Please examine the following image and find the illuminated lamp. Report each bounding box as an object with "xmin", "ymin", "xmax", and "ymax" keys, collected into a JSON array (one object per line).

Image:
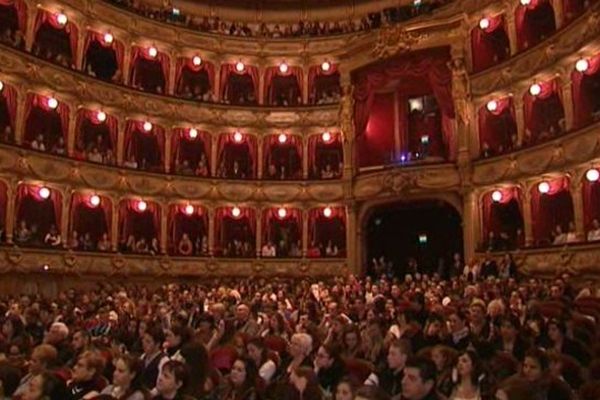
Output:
[
  {"xmin": 90, "ymin": 194, "xmax": 101, "ymax": 207},
  {"xmin": 279, "ymin": 62, "xmax": 289, "ymax": 74},
  {"xmin": 137, "ymin": 200, "xmax": 147, "ymax": 212},
  {"xmin": 43, "ymin": 264, "xmax": 49, "ymax": 271},
  {"xmin": 172, "ymin": 7, "xmax": 180, "ymax": 16},
  {"xmin": 47, "ymin": 97, "xmax": 58, "ymax": 109},
  {"xmin": 491, "ymin": 190, "xmax": 503, "ymax": 202},
  {"xmin": 148, "ymin": 46, "xmax": 158, "ymax": 58},
  {"xmin": 420, "ymin": 135, "xmax": 430, "ymax": 145},
  {"xmin": 0, "ymin": 81, "xmax": 4, "ymax": 92},
  {"xmin": 235, "ymin": 61, "xmax": 245, "ymax": 72},
  {"xmin": 321, "ymin": 61, "xmax": 331, "ymax": 72},
  {"xmin": 277, "ymin": 207, "xmax": 287, "ymax": 218},
  {"xmin": 479, "ymin": 18, "xmax": 490, "ymax": 30},
  {"xmin": 413, "ymin": 0, "xmax": 422, "ymax": 6},
  {"xmin": 97, "ymin": 111, "xmax": 107, "ymax": 122},
  {"xmin": 231, "ymin": 206, "xmax": 241, "ymax": 218},
  {"xmin": 103, "ymin": 33, "xmax": 114, "ymax": 44},
  {"xmin": 56, "ymin": 13, "xmax": 68, "ymax": 26},
  {"xmin": 575, "ymin": 58, "xmax": 589, "ymax": 73},
  {"xmin": 143, "ymin": 121, "xmax": 153, "ymax": 132},
  {"xmin": 486, "ymin": 100, "xmax": 498, "ymax": 112},
  {"xmin": 233, "ymin": 131, "xmax": 243, "ymax": 143},
  {"xmin": 189, "ymin": 128, "xmax": 198, "ymax": 139},
  {"xmin": 529, "ymin": 83, "xmax": 541, "ymax": 96},
  {"xmin": 520, "ymin": 0, "xmax": 531, "ymax": 5},
  {"xmin": 185, "ymin": 204, "xmax": 195, "ymax": 215},
  {"xmin": 278, "ymin": 133, "xmax": 287, "ymax": 144},
  {"xmin": 321, "ymin": 131, "xmax": 332, "ymax": 142},
  {"xmin": 586, "ymin": 168, "xmax": 600, "ymax": 182},
  {"xmin": 409, "ymin": 98, "xmax": 423, "ymax": 112},
  {"xmin": 323, "ymin": 207, "xmax": 332, "ymax": 218},
  {"xmin": 538, "ymin": 181, "xmax": 550, "ymax": 194},
  {"xmin": 39, "ymin": 187, "xmax": 50, "ymax": 199},
  {"xmin": 192, "ymin": 55, "xmax": 202, "ymax": 66}
]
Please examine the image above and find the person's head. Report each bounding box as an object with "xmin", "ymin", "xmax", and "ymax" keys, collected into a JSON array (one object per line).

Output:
[
  {"xmin": 343, "ymin": 325, "xmax": 361, "ymax": 350},
  {"xmin": 112, "ymin": 354, "xmax": 143, "ymax": 391},
  {"xmin": 29, "ymin": 344, "xmax": 58, "ymax": 375},
  {"xmin": 455, "ymin": 351, "xmax": 484, "ymax": 385},
  {"xmin": 22, "ymin": 371, "xmax": 67, "ymax": 400},
  {"xmin": 235, "ymin": 303, "xmax": 250, "ymax": 322},
  {"xmin": 71, "ymin": 329, "xmax": 91, "ymax": 352},
  {"xmin": 156, "ymin": 360, "xmax": 189, "ymax": 398},
  {"xmin": 387, "ymin": 338, "xmax": 412, "ymax": 371},
  {"xmin": 430, "ymin": 345, "xmax": 455, "ymax": 372},
  {"xmin": 165, "ymin": 323, "xmax": 192, "ymax": 350},
  {"xmin": 425, "ymin": 314, "xmax": 444, "ymax": 336},
  {"xmin": 142, "ymin": 325, "xmax": 165, "ymax": 355},
  {"xmin": 289, "ymin": 333, "xmax": 313, "ymax": 358},
  {"xmin": 334, "ymin": 377, "xmax": 357, "ymax": 400},
  {"xmin": 522, "ymin": 348, "xmax": 548, "ymax": 382},
  {"xmin": 229, "ymin": 357, "xmax": 257, "ymax": 389},
  {"xmin": 44, "ymin": 322, "xmax": 69, "ymax": 345},
  {"xmin": 495, "ymin": 377, "xmax": 539, "ymax": 400},
  {"xmin": 0, "ymin": 362, "xmax": 21, "ymax": 398},
  {"xmin": 246, "ymin": 337, "xmax": 267, "ymax": 365},
  {"xmin": 72, "ymin": 350, "xmax": 105, "ymax": 383},
  {"xmin": 547, "ymin": 318, "xmax": 567, "ymax": 343},
  {"xmin": 469, "ymin": 301, "xmax": 486, "ymax": 324},
  {"xmin": 499, "ymin": 314, "xmax": 521, "ymax": 341},
  {"xmin": 315, "ymin": 343, "xmax": 340, "ymax": 370},
  {"xmin": 447, "ymin": 310, "xmax": 466, "ymax": 333},
  {"xmin": 401, "ymin": 356, "xmax": 437, "ymax": 400}
]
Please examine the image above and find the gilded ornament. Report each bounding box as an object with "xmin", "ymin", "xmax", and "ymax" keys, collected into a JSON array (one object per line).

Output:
[{"xmin": 373, "ymin": 26, "xmax": 427, "ymax": 59}]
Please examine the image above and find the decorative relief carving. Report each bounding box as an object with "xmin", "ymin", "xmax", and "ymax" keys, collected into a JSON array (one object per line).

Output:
[{"xmin": 373, "ymin": 27, "xmax": 428, "ymax": 59}]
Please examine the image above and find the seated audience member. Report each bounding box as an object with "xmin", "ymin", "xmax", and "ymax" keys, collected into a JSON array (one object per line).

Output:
[
  {"xmin": 14, "ymin": 220, "xmax": 31, "ymax": 244},
  {"xmin": 588, "ymin": 219, "xmax": 600, "ymax": 241},
  {"xmin": 325, "ymin": 240, "xmax": 339, "ymax": 257},
  {"xmin": 314, "ymin": 343, "xmax": 347, "ymax": 396},
  {"xmin": 14, "ymin": 344, "xmax": 58, "ymax": 397},
  {"xmin": 21, "ymin": 371, "xmax": 68, "ymax": 400},
  {"xmin": 66, "ymin": 350, "xmax": 107, "ymax": 400},
  {"xmin": 552, "ymin": 225, "xmax": 567, "ymax": 245},
  {"xmin": 44, "ymin": 225, "xmax": 62, "ymax": 248},
  {"xmin": 401, "ymin": 356, "xmax": 440, "ymax": 400},
  {"xmin": 81, "ymin": 233, "xmax": 95, "ymax": 251},
  {"xmin": 365, "ymin": 339, "xmax": 411, "ymax": 398},
  {"xmin": 100, "ymin": 354, "xmax": 148, "ymax": 400},
  {"xmin": 216, "ymin": 357, "xmax": 258, "ymax": 400},
  {"xmin": 0, "ymin": 362, "xmax": 21, "ymax": 399},
  {"xmin": 68, "ymin": 230, "xmax": 80, "ymax": 250},
  {"xmin": 30, "ymin": 134, "xmax": 46, "ymax": 151},
  {"xmin": 153, "ymin": 360, "xmax": 189, "ymax": 400},
  {"xmin": 123, "ymin": 155, "xmax": 139, "ymax": 169},
  {"xmin": 88, "ymin": 147, "xmax": 104, "ymax": 163},
  {"xmin": 261, "ymin": 241, "xmax": 277, "ymax": 257},
  {"xmin": 140, "ymin": 326, "xmax": 168, "ymax": 391},
  {"xmin": 52, "ymin": 137, "xmax": 67, "ymax": 156},
  {"xmin": 178, "ymin": 233, "xmax": 194, "ymax": 256},
  {"xmin": 135, "ymin": 237, "xmax": 149, "ymax": 253},
  {"xmin": 97, "ymin": 233, "xmax": 111, "ymax": 252},
  {"xmin": 566, "ymin": 221, "xmax": 578, "ymax": 244}
]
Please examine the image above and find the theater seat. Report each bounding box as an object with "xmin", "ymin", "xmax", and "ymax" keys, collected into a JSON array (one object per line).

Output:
[
  {"xmin": 209, "ymin": 346, "xmax": 238, "ymax": 373},
  {"xmin": 343, "ymin": 357, "xmax": 373, "ymax": 383}
]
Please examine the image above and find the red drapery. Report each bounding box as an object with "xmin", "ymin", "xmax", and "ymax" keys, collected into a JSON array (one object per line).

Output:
[
  {"xmin": 75, "ymin": 108, "xmax": 118, "ymax": 159},
  {"xmin": 308, "ymin": 64, "xmax": 339, "ymax": 103},
  {"xmin": 0, "ymin": 0, "xmax": 26, "ymax": 32},
  {"xmin": 308, "ymin": 133, "xmax": 343, "ymax": 177},
  {"xmin": 130, "ymin": 46, "xmax": 170, "ymax": 89},
  {"xmin": 262, "ymin": 207, "xmax": 302, "ymax": 245},
  {"xmin": 214, "ymin": 206, "xmax": 256, "ymax": 253},
  {"xmin": 583, "ymin": 178, "xmax": 600, "ymax": 230},
  {"xmin": 175, "ymin": 58, "xmax": 215, "ymax": 94},
  {"xmin": 263, "ymin": 134, "xmax": 303, "ymax": 178},
  {"xmin": 407, "ymin": 102, "xmax": 445, "ymax": 159},
  {"xmin": 264, "ymin": 66, "xmax": 303, "ymax": 105},
  {"xmin": 358, "ymin": 92, "xmax": 396, "ymax": 167},
  {"xmin": 34, "ymin": 9, "xmax": 78, "ymax": 61},
  {"xmin": 83, "ymin": 31, "xmax": 124, "ymax": 72},
  {"xmin": 168, "ymin": 203, "xmax": 207, "ymax": 253},
  {"xmin": 69, "ymin": 192, "xmax": 112, "ymax": 242},
  {"xmin": 1, "ymin": 82, "xmax": 17, "ymax": 128},
  {"xmin": 563, "ymin": 0, "xmax": 585, "ymax": 22},
  {"xmin": 572, "ymin": 53, "xmax": 600, "ymax": 128},
  {"xmin": 24, "ymin": 93, "xmax": 69, "ymax": 144},
  {"xmin": 353, "ymin": 47, "xmax": 455, "ymax": 160},
  {"xmin": 124, "ymin": 120, "xmax": 165, "ymax": 170},
  {"xmin": 217, "ymin": 132, "xmax": 257, "ymax": 178},
  {"xmin": 0, "ymin": 180, "xmax": 6, "ymax": 229},
  {"xmin": 16, "ymin": 183, "xmax": 62, "ymax": 232},
  {"xmin": 118, "ymin": 199, "xmax": 160, "ymax": 242},
  {"xmin": 219, "ymin": 64, "xmax": 260, "ymax": 102},
  {"xmin": 308, "ymin": 207, "xmax": 346, "ymax": 251},
  {"xmin": 470, "ymin": 14, "xmax": 508, "ymax": 72},
  {"xmin": 171, "ymin": 128, "xmax": 211, "ymax": 172},
  {"xmin": 481, "ymin": 187, "xmax": 522, "ymax": 241},
  {"xmin": 530, "ymin": 177, "xmax": 574, "ymax": 245},
  {"xmin": 523, "ymin": 79, "xmax": 564, "ymax": 142},
  {"xmin": 478, "ymin": 97, "xmax": 516, "ymax": 153},
  {"xmin": 515, "ymin": 0, "xmax": 555, "ymax": 51}
]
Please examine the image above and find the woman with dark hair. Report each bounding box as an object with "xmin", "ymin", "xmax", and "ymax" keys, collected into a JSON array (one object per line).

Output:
[
  {"xmin": 179, "ymin": 341, "xmax": 209, "ymax": 398},
  {"xmin": 1, "ymin": 314, "xmax": 31, "ymax": 355},
  {"xmin": 100, "ymin": 354, "xmax": 149, "ymax": 400},
  {"xmin": 153, "ymin": 360, "xmax": 190, "ymax": 400},
  {"xmin": 333, "ymin": 377, "xmax": 357, "ymax": 400},
  {"xmin": 246, "ymin": 337, "xmax": 277, "ymax": 385},
  {"xmin": 140, "ymin": 326, "xmax": 168, "ymax": 391},
  {"xmin": 217, "ymin": 357, "xmax": 258, "ymax": 400},
  {"xmin": 286, "ymin": 366, "xmax": 323, "ymax": 400},
  {"xmin": 520, "ymin": 348, "xmax": 573, "ymax": 400},
  {"xmin": 21, "ymin": 371, "xmax": 68, "ymax": 400},
  {"xmin": 447, "ymin": 351, "xmax": 488, "ymax": 400},
  {"xmin": 165, "ymin": 324, "xmax": 194, "ymax": 361}
]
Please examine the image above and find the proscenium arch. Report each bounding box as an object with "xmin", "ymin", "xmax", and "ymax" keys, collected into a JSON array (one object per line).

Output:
[{"xmin": 356, "ymin": 192, "xmax": 463, "ymax": 276}]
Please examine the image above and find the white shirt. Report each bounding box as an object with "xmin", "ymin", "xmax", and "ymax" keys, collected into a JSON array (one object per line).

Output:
[
  {"xmin": 588, "ymin": 229, "xmax": 600, "ymax": 242},
  {"xmin": 553, "ymin": 233, "xmax": 567, "ymax": 245},
  {"xmin": 258, "ymin": 359, "xmax": 277, "ymax": 384},
  {"xmin": 261, "ymin": 245, "xmax": 276, "ymax": 257},
  {"xmin": 566, "ymin": 232, "xmax": 578, "ymax": 243}
]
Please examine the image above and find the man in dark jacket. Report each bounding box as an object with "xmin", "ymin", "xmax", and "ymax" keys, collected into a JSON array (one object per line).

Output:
[
  {"xmin": 401, "ymin": 356, "xmax": 440, "ymax": 400},
  {"xmin": 314, "ymin": 343, "xmax": 347, "ymax": 396}
]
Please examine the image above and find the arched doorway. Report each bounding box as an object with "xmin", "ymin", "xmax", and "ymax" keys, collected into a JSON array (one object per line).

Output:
[{"xmin": 364, "ymin": 199, "xmax": 463, "ymax": 278}]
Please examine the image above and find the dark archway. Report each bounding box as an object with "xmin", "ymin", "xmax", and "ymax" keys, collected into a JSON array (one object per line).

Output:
[{"xmin": 364, "ymin": 199, "xmax": 463, "ymax": 278}]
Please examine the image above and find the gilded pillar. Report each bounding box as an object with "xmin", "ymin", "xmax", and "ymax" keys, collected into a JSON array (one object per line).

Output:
[
  {"xmin": 25, "ymin": 4, "xmax": 37, "ymax": 52},
  {"xmin": 256, "ymin": 136, "xmax": 263, "ymax": 179},
  {"xmin": 561, "ymin": 80, "xmax": 574, "ymax": 132},
  {"xmin": 160, "ymin": 202, "xmax": 167, "ymax": 254},
  {"xmin": 463, "ymin": 189, "xmax": 479, "ymax": 262},
  {"xmin": 5, "ymin": 184, "xmax": 16, "ymax": 244},
  {"xmin": 570, "ymin": 178, "xmax": 586, "ymax": 241},
  {"xmin": 111, "ymin": 197, "xmax": 119, "ymax": 251},
  {"xmin": 514, "ymin": 95, "xmax": 526, "ymax": 147},
  {"xmin": 522, "ymin": 188, "xmax": 534, "ymax": 247},
  {"xmin": 211, "ymin": 134, "xmax": 218, "ymax": 177},
  {"xmin": 393, "ymin": 91, "xmax": 401, "ymax": 159},
  {"xmin": 207, "ymin": 207, "xmax": 215, "ymax": 256},
  {"xmin": 505, "ymin": 11, "xmax": 519, "ymax": 56},
  {"xmin": 302, "ymin": 136, "xmax": 309, "ymax": 179},
  {"xmin": 122, "ymin": 45, "xmax": 132, "ymax": 85},
  {"xmin": 302, "ymin": 209, "xmax": 308, "ymax": 257},
  {"xmin": 302, "ymin": 65, "xmax": 309, "ymax": 105},
  {"xmin": 258, "ymin": 66, "xmax": 265, "ymax": 106},
  {"xmin": 168, "ymin": 55, "xmax": 177, "ymax": 95},
  {"xmin": 67, "ymin": 110, "xmax": 77, "ymax": 157},
  {"xmin": 340, "ymin": 85, "xmax": 355, "ymax": 178},
  {"xmin": 255, "ymin": 206, "xmax": 262, "ymax": 258},
  {"xmin": 14, "ymin": 90, "xmax": 27, "ymax": 145},
  {"xmin": 213, "ymin": 60, "xmax": 222, "ymax": 102},
  {"xmin": 76, "ymin": 28, "xmax": 86, "ymax": 70},
  {"xmin": 61, "ymin": 187, "xmax": 71, "ymax": 249},
  {"xmin": 552, "ymin": 0, "xmax": 564, "ymax": 29},
  {"xmin": 164, "ymin": 129, "xmax": 172, "ymax": 173},
  {"xmin": 116, "ymin": 117, "xmax": 126, "ymax": 166}
]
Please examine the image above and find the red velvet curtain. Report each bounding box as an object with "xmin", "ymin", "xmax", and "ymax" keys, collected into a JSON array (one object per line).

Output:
[
  {"xmin": 171, "ymin": 128, "xmax": 211, "ymax": 172},
  {"xmin": 1, "ymin": 82, "xmax": 17, "ymax": 128},
  {"xmin": 353, "ymin": 47, "xmax": 455, "ymax": 160},
  {"xmin": 130, "ymin": 46, "xmax": 170, "ymax": 89},
  {"xmin": 124, "ymin": 120, "xmax": 165, "ymax": 170},
  {"xmin": 70, "ymin": 192, "xmax": 112, "ymax": 242},
  {"xmin": 0, "ymin": 0, "xmax": 26, "ymax": 32},
  {"xmin": 264, "ymin": 66, "xmax": 303, "ymax": 105},
  {"xmin": 214, "ymin": 207, "xmax": 256, "ymax": 254},
  {"xmin": 470, "ymin": 15, "xmax": 507, "ymax": 72},
  {"xmin": 262, "ymin": 207, "xmax": 302, "ymax": 244},
  {"xmin": 572, "ymin": 53, "xmax": 600, "ymax": 128},
  {"xmin": 24, "ymin": 93, "xmax": 69, "ymax": 144},
  {"xmin": 583, "ymin": 179, "xmax": 600, "ymax": 230},
  {"xmin": 118, "ymin": 199, "xmax": 160, "ymax": 242},
  {"xmin": 16, "ymin": 183, "xmax": 62, "ymax": 232},
  {"xmin": 515, "ymin": 0, "xmax": 555, "ymax": 51},
  {"xmin": 175, "ymin": 57, "xmax": 215, "ymax": 94},
  {"xmin": 308, "ymin": 64, "xmax": 339, "ymax": 103},
  {"xmin": 523, "ymin": 79, "xmax": 564, "ymax": 142},
  {"xmin": 34, "ymin": 9, "xmax": 78, "ymax": 61},
  {"xmin": 217, "ymin": 132, "xmax": 257, "ymax": 178},
  {"xmin": 530, "ymin": 177, "xmax": 574, "ymax": 245},
  {"xmin": 308, "ymin": 207, "xmax": 346, "ymax": 251},
  {"xmin": 75, "ymin": 108, "xmax": 118, "ymax": 158},
  {"xmin": 168, "ymin": 203, "xmax": 207, "ymax": 253},
  {"xmin": 308, "ymin": 133, "xmax": 343, "ymax": 177},
  {"xmin": 83, "ymin": 31, "xmax": 124, "ymax": 72},
  {"xmin": 358, "ymin": 92, "xmax": 396, "ymax": 167},
  {"xmin": 563, "ymin": 0, "xmax": 585, "ymax": 22},
  {"xmin": 263, "ymin": 134, "xmax": 303, "ymax": 178},
  {"xmin": 478, "ymin": 97, "xmax": 516, "ymax": 153},
  {"xmin": 219, "ymin": 64, "xmax": 260, "ymax": 102},
  {"xmin": 481, "ymin": 187, "xmax": 522, "ymax": 241}
]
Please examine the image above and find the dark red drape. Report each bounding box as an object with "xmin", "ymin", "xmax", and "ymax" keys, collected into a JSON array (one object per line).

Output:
[
  {"xmin": 34, "ymin": 9, "xmax": 78, "ymax": 62},
  {"xmin": 572, "ymin": 53, "xmax": 600, "ymax": 128},
  {"xmin": 308, "ymin": 133, "xmax": 343, "ymax": 178},
  {"xmin": 1, "ymin": 82, "xmax": 17, "ymax": 129},
  {"xmin": 482, "ymin": 187, "xmax": 523, "ymax": 241},
  {"xmin": 523, "ymin": 79, "xmax": 564, "ymax": 142},
  {"xmin": 16, "ymin": 183, "xmax": 61, "ymax": 234},
  {"xmin": 217, "ymin": 132, "xmax": 257, "ymax": 178},
  {"xmin": 308, "ymin": 64, "xmax": 339, "ymax": 104},
  {"xmin": 583, "ymin": 178, "xmax": 600, "ymax": 230},
  {"xmin": 530, "ymin": 177, "xmax": 574, "ymax": 245},
  {"xmin": 0, "ymin": 0, "xmax": 26, "ymax": 32},
  {"xmin": 563, "ymin": 0, "xmax": 586, "ymax": 22},
  {"xmin": 119, "ymin": 199, "xmax": 160, "ymax": 243},
  {"xmin": 168, "ymin": 203, "xmax": 207, "ymax": 254},
  {"xmin": 470, "ymin": 15, "xmax": 509, "ymax": 72},
  {"xmin": 83, "ymin": 31, "xmax": 124, "ymax": 72},
  {"xmin": 24, "ymin": 93, "xmax": 69, "ymax": 146},
  {"xmin": 262, "ymin": 207, "xmax": 301, "ymax": 245},
  {"xmin": 478, "ymin": 97, "xmax": 516, "ymax": 154},
  {"xmin": 175, "ymin": 57, "xmax": 215, "ymax": 95},
  {"xmin": 219, "ymin": 64, "xmax": 259, "ymax": 102},
  {"xmin": 263, "ymin": 134, "xmax": 303, "ymax": 179},
  {"xmin": 308, "ymin": 207, "xmax": 346, "ymax": 252},
  {"xmin": 264, "ymin": 66, "xmax": 303, "ymax": 105},
  {"xmin": 75, "ymin": 108, "xmax": 117, "ymax": 159},
  {"xmin": 125, "ymin": 120, "xmax": 165, "ymax": 170},
  {"xmin": 171, "ymin": 128, "xmax": 211, "ymax": 173},
  {"xmin": 214, "ymin": 207, "xmax": 256, "ymax": 254},
  {"xmin": 357, "ymin": 92, "xmax": 396, "ymax": 168},
  {"xmin": 70, "ymin": 192, "xmax": 112, "ymax": 242},
  {"xmin": 515, "ymin": 0, "xmax": 556, "ymax": 51},
  {"xmin": 130, "ymin": 46, "xmax": 170, "ymax": 91}
]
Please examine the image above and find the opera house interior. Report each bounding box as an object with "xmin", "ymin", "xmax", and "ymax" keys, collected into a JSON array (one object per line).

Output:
[{"xmin": 0, "ymin": 0, "xmax": 600, "ymax": 399}]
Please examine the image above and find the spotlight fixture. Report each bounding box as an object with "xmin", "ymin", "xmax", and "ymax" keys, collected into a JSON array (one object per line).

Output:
[
  {"xmin": 56, "ymin": 13, "xmax": 68, "ymax": 26},
  {"xmin": 189, "ymin": 128, "xmax": 198, "ymax": 139},
  {"xmin": 538, "ymin": 181, "xmax": 550, "ymax": 194},
  {"xmin": 39, "ymin": 187, "xmax": 50, "ymax": 199},
  {"xmin": 143, "ymin": 121, "xmax": 153, "ymax": 132},
  {"xmin": 103, "ymin": 33, "xmax": 114, "ymax": 44},
  {"xmin": 90, "ymin": 194, "xmax": 101, "ymax": 207},
  {"xmin": 233, "ymin": 131, "xmax": 243, "ymax": 143},
  {"xmin": 420, "ymin": 135, "xmax": 430, "ymax": 145},
  {"xmin": 520, "ymin": 0, "xmax": 531, "ymax": 5},
  {"xmin": 486, "ymin": 100, "xmax": 498, "ymax": 112},
  {"xmin": 277, "ymin": 207, "xmax": 287, "ymax": 218},
  {"xmin": 192, "ymin": 55, "xmax": 202, "ymax": 66},
  {"xmin": 586, "ymin": 168, "xmax": 600, "ymax": 182},
  {"xmin": 279, "ymin": 62, "xmax": 289, "ymax": 74},
  {"xmin": 321, "ymin": 131, "xmax": 332, "ymax": 142},
  {"xmin": 235, "ymin": 61, "xmax": 245, "ymax": 72},
  {"xmin": 97, "ymin": 111, "xmax": 107, "ymax": 122},
  {"xmin": 323, "ymin": 207, "xmax": 332, "ymax": 218},
  {"xmin": 491, "ymin": 190, "xmax": 503, "ymax": 202},
  {"xmin": 231, "ymin": 206, "xmax": 241, "ymax": 218},
  {"xmin": 148, "ymin": 46, "xmax": 158, "ymax": 58},
  {"xmin": 47, "ymin": 97, "xmax": 58, "ymax": 109},
  {"xmin": 479, "ymin": 18, "xmax": 490, "ymax": 30},
  {"xmin": 321, "ymin": 61, "xmax": 331, "ymax": 72},
  {"xmin": 278, "ymin": 133, "xmax": 287, "ymax": 144},
  {"xmin": 529, "ymin": 83, "xmax": 541, "ymax": 96},
  {"xmin": 185, "ymin": 204, "xmax": 194, "ymax": 215},
  {"xmin": 137, "ymin": 200, "xmax": 147, "ymax": 212},
  {"xmin": 575, "ymin": 58, "xmax": 589, "ymax": 73}
]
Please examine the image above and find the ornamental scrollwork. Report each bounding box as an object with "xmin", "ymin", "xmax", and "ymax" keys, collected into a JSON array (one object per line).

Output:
[{"xmin": 373, "ymin": 26, "xmax": 427, "ymax": 59}]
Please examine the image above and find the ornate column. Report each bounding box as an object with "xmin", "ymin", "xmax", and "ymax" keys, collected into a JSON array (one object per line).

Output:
[
  {"xmin": 164, "ymin": 129, "xmax": 172, "ymax": 173},
  {"xmin": 168, "ymin": 54, "xmax": 177, "ymax": 95},
  {"xmin": 256, "ymin": 136, "xmax": 264, "ymax": 179},
  {"xmin": 207, "ymin": 206, "xmax": 215, "ymax": 256},
  {"xmin": 213, "ymin": 58, "xmax": 222, "ymax": 102},
  {"xmin": 255, "ymin": 206, "xmax": 262, "ymax": 258},
  {"xmin": 258, "ymin": 64, "xmax": 265, "ymax": 106},
  {"xmin": 111, "ymin": 197, "xmax": 119, "ymax": 251},
  {"xmin": 302, "ymin": 209, "xmax": 308, "ymax": 257},
  {"xmin": 122, "ymin": 45, "xmax": 132, "ymax": 85},
  {"xmin": 513, "ymin": 95, "xmax": 526, "ymax": 147},
  {"xmin": 463, "ymin": 189, "xmax": 480, "ymax": 262},
  {"xmin": 210, "ymin": 134, "xmax": 218, "ymax": 177},
  {"xmin": 448, "ymin": 52, "xmax": 473, "ymax": 163},
  {"xmin": 61, "ymin": 187, "xmax": 71, "ymax": 249},
  {"xmin": 14, "ymin": 91, "xmax": 27, "ymax": 145},
  {"xmin": 560, "ymin": 78, "xmax": 574, "ymax": 132},
  {"xmin": 67, "ymin": 110, "xmax": 77, "ymax": 157},
  {"xmin": 346, "ymin": 203, "xmax": 358, "ymax": 274},
  {"xmin": 522, "ymin": 187, "xmax": 534, "ymax": 247},
  {"xmin": 5, "ymin": 183, "xmax": 16, "ymax": 244},
  {"xmin": 505, "ymin": 7, "xmax": 519, "ymax": 56},
  {"xmin": 570, "ymin": 177, "xmax": 586, "ymax": 241},
  {"xmin": 302, "ymin": 136, "xmax": 309, "ymax": 179},
  {"xmin": 552, "ymin": 0, "xmax": 565, "ymax": 29},
  {"xmin": 25, "ymin": 4, "xmax": 37, "ymax": 52},
  {"xmin": 302, "ymin": 65, "xmax": 309, "ymax": 105},
  {"xmin": 76, "ymin": 28, "xmax": 86, "ymax": 71},
  {"xmin": 339, "ymin": 84, "xmax": 355, "ymax": 178},
  {"xmin": 470, "ymin": 101, "xmax": 482, "ymax": 160},
  {"xmin": 160, "ymin": 201, "xmax": 168, "ymax": 254},
  {"xmin": 116, "ymin": 116, "xmax": 126, "ymax": 165}
]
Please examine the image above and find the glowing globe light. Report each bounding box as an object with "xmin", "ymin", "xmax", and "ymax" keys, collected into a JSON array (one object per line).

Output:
[
  {"xmin": 538, "ymin": 181, "xmax": 550, "ymax": 194},
  {"xmin": 103, "ymin": 33, "xmax": 114, "ymax": 44},
  {"xmin": 192, "ymin": 55, "xmax": 202, "ymax": 66},
  {"xmin": 90, "ymin": 195, "xmax": 101, "ymax": 207},
  {"xmin": 491, "ymin": 190, "xmax": 503, "ymax": 202},
  {"xmin": 137, "ymin": 200, "xmax": 147, "ymax": 212},
  {"xmin": 235, "ymin": 61, "xmax": 245, "ymax": 72},
  {"xmin": 189, "ymin": 128, "xmax": 198, "ymax": 139},
  {"xmin": 278, "ymin": 133, "xmax": 287, "ymax": 144},
  {"xmin": 575, "ymin": 58, "xmax": 589, "ymax": 73},
  {"xmin": 148, "ymin": 47, "xmax": 158, "ymax": 58},
  {"xmin": 97, "ymin": 111, "xmax": 106, "ymax": 122},
  {"xmin": 233, "ymin": 131, "xmax": 243, "ymax": 143},
  {"xmin": 39, "ymin": 187, "xmax": 50, "ymax": 199},
  {"xmin": 143, "ymin": 121, "xmax": 153, "ymax": 132},
  {"xmin": 277, "ymin": 207, "xmax": 287, "ymax": 218},
  {"xmin": 185, "ymin": 204, "xmax": 195, "ymax": 215},
  {"xmin": 479, "ymin": 18, "xmax": 490, "ymax": 30},
  {"xmin": 323, "ymin": 207, "xmax": 332, "ymax": 218},
  {"xmin": 529, "ymin": 83, "xmax": 541, "ymax": 96},
  {"xmin": 321, "ymin": 61, "xmax": 331, "ymax": 72},
  {"xmin": 279, "ymin": 62, "xmax": 289, "ymax": 74},
  {"xmin": 0, "ymin": 81, "xmax": 4, "ymax": 92},
  {"xmin": 322, "ymin": 131, "xmax": 332, "ymax": 142},
  {"xmin": 47, "ymin": 97, "xmax": 58, "ymax": 109},
  {"xmin": 520, "ymin": 0, "xmax": 531, "ymax": 5},
  {"xmin": 231, "ymin": 206, "xmax": 241, "ymax": 218},
  {"xmin": 486, "ymin": 100, "xmax": 498, "ymax": 112},
  {"xmin": 43, "ymin": 264, "xmax": 49, "ymax": 271},
  {"xmin": 586, "ymin": 168, "xmax": 600, "ymax": 182},
  {"xmin": 420, "ymin": 135, "xmax": 430, "ymax": 145},
  {"xmin": 56, "ymin": 13, "xmax": 68, "ymax": 26}
]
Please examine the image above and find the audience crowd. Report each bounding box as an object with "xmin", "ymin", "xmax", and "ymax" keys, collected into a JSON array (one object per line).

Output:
[{"xmin": 0, "ymin": 266, "xmax": 599, "ymax": 400}]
